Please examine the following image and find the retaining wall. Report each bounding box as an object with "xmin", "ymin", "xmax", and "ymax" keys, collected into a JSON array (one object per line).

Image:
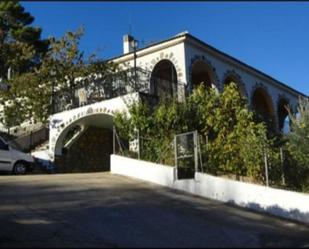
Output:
[{"xmin": 111, "ymin": 154, "xmax": 309, "ymax": 224}]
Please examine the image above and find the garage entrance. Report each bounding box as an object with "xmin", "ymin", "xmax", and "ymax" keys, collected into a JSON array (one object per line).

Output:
[
  {"xmin": 53, "ymin": 113, "xmax": 114, "ymax": 173},
  {"xmin": 55, "ymin": 127, "xmax": 113, "ymax": 173}
]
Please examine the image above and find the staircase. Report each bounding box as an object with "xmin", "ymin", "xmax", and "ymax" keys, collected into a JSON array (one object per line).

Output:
[
  {"xmin": 33, "ymin": 140, "xmax": 49, "ymax": 151},
  {"xmin": 0, "ymin": 124, "xmax": 55, "ymax": 173}
]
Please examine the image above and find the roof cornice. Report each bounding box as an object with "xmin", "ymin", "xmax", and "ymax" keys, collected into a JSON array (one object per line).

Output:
[
  {"xmin": 184, "ymin": 34, "xmax": 306, "ymax": 98},
  {"xmin": 108, "ymin": 33, "xmax": 307, "ymax": 98}
]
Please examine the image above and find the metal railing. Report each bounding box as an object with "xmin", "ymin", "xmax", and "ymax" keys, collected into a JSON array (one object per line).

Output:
[
  {"xmin": 113, "ymin": 126, "xmax": 294, "ymax": 190},
  {"xmin": 8, "ymin": 125, "xmax": 49, "ymax": 152},
  {"xmin": 53, "ymin": 68, "xmax": 188, "ymax": 114},
  {"xmin": 0, "ymin": 122, "xmax": 44, "ymax": 138},
  {"xmin": 53, "ymin": 68, "xmax": 151, "ymax": 113}
]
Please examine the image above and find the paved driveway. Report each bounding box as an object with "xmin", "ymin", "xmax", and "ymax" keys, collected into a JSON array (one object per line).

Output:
[{"xmin": 0, "ymin": 172, "xmax": 308, "ymax": 248}]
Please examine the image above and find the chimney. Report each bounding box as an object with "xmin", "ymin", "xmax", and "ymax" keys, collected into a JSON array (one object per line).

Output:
[{"xmin": 123, "ymin": 34, "xmax": 135, "ymax": 54}]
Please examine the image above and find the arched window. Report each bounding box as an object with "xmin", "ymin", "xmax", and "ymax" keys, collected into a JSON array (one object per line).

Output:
[
  {"xmin": 191, "ymin": 60, "xmax": 214, "ymax": 90},
  {"xmin": 252, "ymin": 87, "xmax": 275, "ymax": 127},
  {"xmin": 223, "ymin": 75, "xmax": 246, "ymax": 97},
  {"xmin": 150, "ymin": 60, "xmax": 177, "ymax": 99}
]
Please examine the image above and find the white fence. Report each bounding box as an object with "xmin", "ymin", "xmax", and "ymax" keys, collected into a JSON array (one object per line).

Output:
[{"xmin": 111, "ymin": 154, "xmax": 309, "ymax": 224}]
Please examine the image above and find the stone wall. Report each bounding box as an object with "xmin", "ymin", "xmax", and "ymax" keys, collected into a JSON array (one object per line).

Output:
[{"xmin": 55, "ymin": 127, "xmax": 113, "ymax": 173}]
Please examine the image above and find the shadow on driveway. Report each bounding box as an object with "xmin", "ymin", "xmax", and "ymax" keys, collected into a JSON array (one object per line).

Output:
[{"xmin": 0, "ymin": 172, "xmax": 308, "ymax": 248}]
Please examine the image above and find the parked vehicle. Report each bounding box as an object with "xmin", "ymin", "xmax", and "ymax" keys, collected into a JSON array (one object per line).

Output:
[{"xmin": 0, "ymin": 136, "xmax": 35, "ymax": 175}]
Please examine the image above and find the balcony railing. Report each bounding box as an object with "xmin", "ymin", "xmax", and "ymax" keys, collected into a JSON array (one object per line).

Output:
[{"xmin": 53, "ymin": 68, "xmax": 187, "ymax": 114}]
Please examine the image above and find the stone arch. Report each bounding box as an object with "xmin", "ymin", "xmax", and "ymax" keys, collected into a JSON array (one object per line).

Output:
[
  {"xmin": 277, "ymin": 95, "xmax": 290, "ymax": 132},
  {"xmin": 52, "ymin": 113, "xmax": 114, "ymax": 172},
  {"xmin": 53, "ymin": 113, "xmax": 114, "ymax": 156},
  {"xmin": 148, "ymin": 51, "xmax": 183, "ymax": 81},
  {"xmin": 188, "ymin": 55, "xmax": 220, "ymax": 92},
  {"xmin": 251, "ymin": 83, "xmax": 276, "ymax": 128},
  {"xmin": 150, "ymin": 59, "xmax": 178, "ymax": 99},
  {"xmin": 222, "ymin": 70, "xmax": 248, "ymax": 98}
]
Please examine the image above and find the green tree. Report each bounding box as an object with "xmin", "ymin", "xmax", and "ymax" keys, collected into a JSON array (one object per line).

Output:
[
  {"xmin": 38, "ymin": 26, "xmax": 115, "ymax": 115},
  {"xmin": 114, "ymin": 82, "xmax": 280, "ymax": 184},
  {"xmin": 190, "ymin": 83, "xmax": 278, "ymax": 182},
  {"xmin": 286, "ymin": 96, "xmax": 309, "ymax": 191},
  {"xmin": 187, "ymin": 84, "xmax": 219, "ymax": 139},
  {"xmin": 0, "ymin": 26, "xmax": 117, "ymax": 126},
  {"xmin": 0, "ymin": 1, "xmax": 48, "ymax": 79}
]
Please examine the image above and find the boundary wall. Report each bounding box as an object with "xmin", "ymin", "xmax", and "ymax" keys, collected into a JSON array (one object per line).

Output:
[{"xmin": 111, "ymin": 154, "xmax": 309, "ymax": 224}]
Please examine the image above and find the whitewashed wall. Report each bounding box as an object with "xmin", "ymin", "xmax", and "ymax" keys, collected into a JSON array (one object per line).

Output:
[
  {"xmin": 114, "ymin": 37, "xmax": 187, "ymax": 84},
  {"xmin": 49, "ymin": 92, "xmax": 139, "ymax": 157},
  {"xmin": 113, "ymin": 34, "xmax": 301, "ymax": 121},
  {"xmin": 111, "ymin": 155, "xmax": 175, "ymax": 186},
  {"xmin": 111, "ymin": 154, "xmax": 309, "ymax": 224},
  {"xmin": 184, "ymin": 41, "xmax": 300, "ymax": 113}
]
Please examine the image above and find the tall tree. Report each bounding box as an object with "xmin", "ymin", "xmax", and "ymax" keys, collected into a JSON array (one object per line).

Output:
[
  {"xmin": 189, "ymin": 83, "xmax": 279, "ymax": 181},
  {"xmin": 0, "ymin": 1, "xmax": 48, "ymax": 79},
  {"xmin": 286, "ymin": 97, "xmax": 309, "ymax": 191},
  {"xmin": 0, "ymin": 26, "xmax": 117, "ymax": 126}
]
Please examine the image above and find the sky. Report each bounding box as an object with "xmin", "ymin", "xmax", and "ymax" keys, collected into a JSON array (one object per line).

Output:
[{"xmin": 21, "ymin": 1, "xmax": 309, "ymax": 95}]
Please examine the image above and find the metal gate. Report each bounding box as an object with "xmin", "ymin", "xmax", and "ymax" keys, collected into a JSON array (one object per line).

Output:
[{"xmin": 174, "ymin": 131, "xmax": 198, "ymax": 179}]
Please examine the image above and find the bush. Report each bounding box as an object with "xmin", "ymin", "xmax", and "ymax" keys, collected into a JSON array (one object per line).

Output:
[
  {"xmin": 114, "ymin": 83, "xmax": 289, "ymax": 186},
  {"xmin": 286, "ymin": 97, "xmax": 309, "ymax": 192}
]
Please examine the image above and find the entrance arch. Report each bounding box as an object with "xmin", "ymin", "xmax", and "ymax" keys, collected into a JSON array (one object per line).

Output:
[
  {"xmin": 54, "ymin": 113, "xmax": 114, "ymax": 156},
  {"xmin": 53, "ymin": 113, "xmax": 114, "ymax": 172},
  {"xmin": 150, "ymin": 59, "xmax": 178, "ymax": 99}
]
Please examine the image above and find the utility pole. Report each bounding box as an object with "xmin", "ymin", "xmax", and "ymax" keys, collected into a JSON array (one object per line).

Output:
[
  {"xmin": 50, "ymin": 71, "xmax": 56, "ymax": 115},
  {"xmin": 51, "ymin": 80, "xmax": 55, "ymax": 115}
]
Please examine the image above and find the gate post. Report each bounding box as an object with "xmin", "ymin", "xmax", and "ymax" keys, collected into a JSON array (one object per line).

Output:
[
  {"xmin": 174, "ymin": 135, "xmax": 177, "ymax": 180},
  {"xmin": 137, "ymin": 129, "xmax": 140, "ymax": 160},
  {"xmin": 194, "ymin": 130, "xmax": 198, "ymax": 175},
  {"xmin": 29, "ymin": 131, "xmax": 33, "ymax": 152},
  {"xmin": 264, "ymin": 147, "xmax": 269, "ymax": 187},
  {"xmin": 113, "ymin": 126, "xmax": 116, "ymax": 155},
  {"xmin": 280, "ymin": 147, "xmax": 286, "ymax": 185}
]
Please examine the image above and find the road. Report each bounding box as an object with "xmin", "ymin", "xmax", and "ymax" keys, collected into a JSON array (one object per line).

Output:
[{"xmin": 0, "ymin": 172, "xmax": 308, "ymax": 248}]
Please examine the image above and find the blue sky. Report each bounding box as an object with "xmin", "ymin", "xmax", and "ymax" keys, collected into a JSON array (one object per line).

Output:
[{"xmin": 22, "ymin": 2, "xmax": 309, "ymax": 95}]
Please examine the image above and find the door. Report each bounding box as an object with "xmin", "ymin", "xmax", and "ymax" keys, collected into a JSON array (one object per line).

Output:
[{"xmin": 0, "ymin": 138, "xmax": 12, "ymax": 171}]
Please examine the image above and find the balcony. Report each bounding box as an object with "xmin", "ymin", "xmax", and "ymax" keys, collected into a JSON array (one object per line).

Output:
[{"xmin": 53, "ymin": 68, "xmax": 186, "ymax": 114}]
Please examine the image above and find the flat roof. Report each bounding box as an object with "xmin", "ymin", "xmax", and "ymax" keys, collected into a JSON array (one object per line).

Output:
[{"xmin": 108, "ymin": 33, "xmax": 307, "ymax": 98}]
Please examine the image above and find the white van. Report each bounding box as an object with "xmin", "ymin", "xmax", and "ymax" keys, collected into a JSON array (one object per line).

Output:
[{"xmin": 0, "ymin": 136, "xmax": 35, "ymax": 175}]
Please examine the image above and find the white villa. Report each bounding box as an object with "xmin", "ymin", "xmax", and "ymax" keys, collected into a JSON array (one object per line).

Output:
[{"xmin": 43, "ymin": 31, "xmax": 306, "ymax": 171}]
